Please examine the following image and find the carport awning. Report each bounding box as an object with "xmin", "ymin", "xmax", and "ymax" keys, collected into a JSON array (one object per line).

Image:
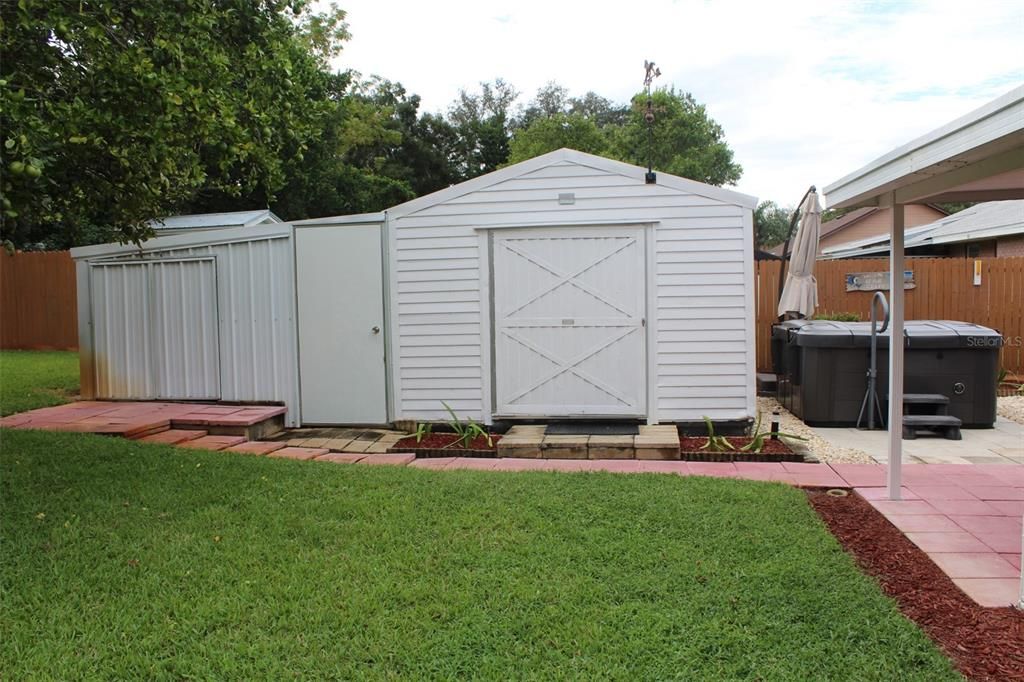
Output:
[
  {"xmin": 825, "ymin": 85, "xmax": 1024, "ymax": 209},
  {"xmin": 821, "ymin": 85, "xmax": 1024, "ymax": 505}
]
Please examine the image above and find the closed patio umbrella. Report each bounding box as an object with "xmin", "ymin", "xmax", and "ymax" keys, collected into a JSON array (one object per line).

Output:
[{"xmin": 777, "ymin": 190, "xmax": 821, "ymax": 318}]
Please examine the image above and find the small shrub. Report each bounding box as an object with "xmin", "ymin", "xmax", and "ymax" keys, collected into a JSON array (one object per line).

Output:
[{"xmin": 812, "ymin": 311, "xmax": 860, "ymax": 322}]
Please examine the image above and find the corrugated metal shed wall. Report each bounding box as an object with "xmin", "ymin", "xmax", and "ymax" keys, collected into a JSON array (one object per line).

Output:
[
  {"xmin": 90, "ymin": 258, "xmax": 220, "ymax": 399},
  {"xmin": 79, "ymin": 231, "xmax": 300, "ymax": 425}
]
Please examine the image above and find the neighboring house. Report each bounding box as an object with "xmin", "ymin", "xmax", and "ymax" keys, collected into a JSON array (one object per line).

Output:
[
  {"xmin": 766, "ymin": 204, "xmax": 945, "ymax": 257},
  {"xmin": 820, "ymin": 200, "xmax": 1024, "ymax": 259},
  {"xmin": 148, "ymin": 209, "xmax": 281, "ymax": 234}
]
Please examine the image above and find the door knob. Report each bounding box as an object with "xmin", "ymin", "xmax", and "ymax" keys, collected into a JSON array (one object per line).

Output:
[{"xmin": 371, "ymin": 326, "xmax": 381, "ymax": 334}]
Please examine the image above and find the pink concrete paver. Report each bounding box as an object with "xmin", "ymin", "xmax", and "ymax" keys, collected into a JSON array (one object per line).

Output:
[
  {"xmin": 929, "ymin": 553, "xmax": 1019, "ymax": 579},
  {"xmin": 447, "ymin": 457, "xmax": 499, "ymax": 470},
  {"xmin": 138, "ymin": 429, "xmax": 208, "ymax": 445},
  {"xmin": 854, "ymin": 487, "xmax": 920, "ymax": 500},
  {"xmin": 906, "ymin": 485, "xmax": 979, "ymax": 501},
  {"xmin": 179, "ymin": 435, "xmax": 247, "ymax": 451},
  {"xmin": 268, "ymin": 447, "xmax": 329, "ymax": 461},
  {"xmin": 950, "ymin": 578, "xmax": 1020, "ymax": 608},
  {"xmin": 904, "ymin": 531, "xmax": 993, "ymax": 553},
  {"xmin": 314, "ymin": 453, "xmax": 366, "ymax": 464},
  {"xmin": 988, "ymin": 500, "xmax": 1024, "ymax": 516},
  {"xmin": 974, "ymin": 532, "xmax": 1022, "ymax": 554},
  {"xmin": 1001, "ymin": 553, "xmax": 1022, "ymax": 570},
  {"xmin": 964, "ymin": 486, "xmax": 1024, "ymax": 501},
  {"xmin": 925, "ymin": 499, "xmax": 1002, "ymax": 517},
  {"xmin": 358, "ymin": 453, "xmax": 416, "ymax": 466},
  {"xmin": 225, "ymin": 441, "xmax": 287, "ymax": 455},
  {"xmin": 409, "ymin": 457, "xmax": 458, "ymax": 469},
  {"xmin": 685, "ymin": 462, "xmax": 739, "ymax": 478},
  {"xmin": 884, "ymin": 514, "xmax": 964, "ymax": 533},
  {"xmin": 866, "ymin": 499, "xmax": 938, "ymax": 515}
]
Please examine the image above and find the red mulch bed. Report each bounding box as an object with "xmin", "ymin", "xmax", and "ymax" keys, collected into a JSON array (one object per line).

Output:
[
  {"xmin": 393, "ymin": 433, "xmax": 500, "ymax": 451},
  {"xmin": 809, "ymin": 489, "xmax": 1024, "ymax": 681},
  {"xmin": 679, "ymin": 436, "xmax": 793, "ymax": 455}
]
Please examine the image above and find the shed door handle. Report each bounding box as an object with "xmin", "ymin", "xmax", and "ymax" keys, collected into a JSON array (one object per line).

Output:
[{"xmin": 371, "ymin": 326, "xmax": 381, "ymax": 334}]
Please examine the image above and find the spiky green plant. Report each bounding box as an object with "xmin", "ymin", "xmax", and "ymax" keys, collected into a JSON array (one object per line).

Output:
[
  {"xmin": 699, "ymin": 415, "xmax": 735, "ymax": 452},
  {"xmin": 441, "ymin": 401, "xmax": 493, "ymax": 448}
]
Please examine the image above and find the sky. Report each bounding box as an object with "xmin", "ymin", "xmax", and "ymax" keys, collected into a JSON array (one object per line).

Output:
[{"xmin": 323, "ymin": 0, "xmax": 1023, "ymax": 207}]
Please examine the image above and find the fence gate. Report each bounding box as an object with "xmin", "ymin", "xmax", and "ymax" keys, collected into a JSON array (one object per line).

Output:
[{"xmin": 89, "ymin": 258, "xmax": 220, "ymax": 400}]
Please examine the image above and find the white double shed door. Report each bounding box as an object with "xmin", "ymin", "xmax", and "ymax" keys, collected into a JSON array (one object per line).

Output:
[{"xmin": 491, "ymin": 226, "xmax": 647, "ymax": 418}]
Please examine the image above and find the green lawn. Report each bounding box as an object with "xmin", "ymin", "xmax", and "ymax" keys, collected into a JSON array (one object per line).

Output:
[
  {"xmin": 0, "ymin": 428, "xmax": 957, "ymax": 680},
  {"xmin": 0, "ymin": 350, "xmax": 79, "ymax": 416}
]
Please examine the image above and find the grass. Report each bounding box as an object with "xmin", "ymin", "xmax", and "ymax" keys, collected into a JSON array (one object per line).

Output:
[
  {"xmin": 0, "ymin": 350, "xmax": 79, "ymax": 416},
  {"xmin": 0, "ymin": 429, "xmax": 958, "ymax": 680}
]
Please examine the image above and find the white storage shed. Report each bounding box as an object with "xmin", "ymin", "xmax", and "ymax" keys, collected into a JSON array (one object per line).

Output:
[{"xmin": 73, "ymin": 149, "xmax": 758, "ymax": 428}]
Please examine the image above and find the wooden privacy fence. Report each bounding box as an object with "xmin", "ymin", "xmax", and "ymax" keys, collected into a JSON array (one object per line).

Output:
[
  {"xmin": 755, "ymin": 256, "xmax": 1024, "ymax": 375},
  {"xmin": 0, "ymin": 250, "xmax": 78, "ymax": 350},
  {"xmin": 2, "ymin": 250, "xmax": 1022, "ymax": 372}
]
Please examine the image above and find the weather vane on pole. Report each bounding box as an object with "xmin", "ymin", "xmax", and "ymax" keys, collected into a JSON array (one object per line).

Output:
[{"xmin": 643, "ymin": 60, "xmax": 661, "ymax": 184}]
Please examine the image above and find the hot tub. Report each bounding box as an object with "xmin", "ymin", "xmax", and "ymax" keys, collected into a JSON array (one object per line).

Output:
[{"xmin": 774, "ymin": 320, "xmax": 1002, "ymax": 427}]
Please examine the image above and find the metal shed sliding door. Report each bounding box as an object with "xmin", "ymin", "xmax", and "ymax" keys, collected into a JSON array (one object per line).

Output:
[{"xmin": 90, "ymin": 259, "xmax": 220, "ymax": 400}]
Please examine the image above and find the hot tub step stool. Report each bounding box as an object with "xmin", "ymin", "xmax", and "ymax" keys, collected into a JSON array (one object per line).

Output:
[
  {"xmin": 902, "ymin": 414, "xmax": 962, "ymax": 440},
  {"xmin": 902, "ymin": 393, "xmax": 951, "ymax": 415}
]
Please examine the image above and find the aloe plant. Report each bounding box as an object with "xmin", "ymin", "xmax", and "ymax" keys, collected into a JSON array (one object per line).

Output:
[
  {"xmin": 413, "ymin": 421, "xmax": 432, "ymax": 443},
  {"xmin": 441, "ymin": 401, "xmax": 493, "ymax": 448},
  {"xmin": 699, "ymin": 415, "xmax": 734, "ymax": 452}
]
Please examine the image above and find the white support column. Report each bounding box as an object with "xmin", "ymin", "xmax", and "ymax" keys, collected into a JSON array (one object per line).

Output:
[{"xmin": 887, "ymin": 198, "xmax": 905, "ymax": 500}]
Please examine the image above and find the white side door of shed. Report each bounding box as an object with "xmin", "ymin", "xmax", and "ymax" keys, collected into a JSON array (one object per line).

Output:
[
  {"xmin": 492, "ymin": 227, "xmax": 646, "ymax": 417},
  {"xmin": 89, "ymin": 258, "xmax": 220, "ymax": 400},
  {"xmin": 296, "ymin": 225, "xmax": 388, "ymax": 424}
]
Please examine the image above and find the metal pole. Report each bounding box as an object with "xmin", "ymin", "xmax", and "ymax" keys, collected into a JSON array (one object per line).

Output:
[{"xmin": 887, "ymin": 198, "xmax": 905, "ymax": 500}]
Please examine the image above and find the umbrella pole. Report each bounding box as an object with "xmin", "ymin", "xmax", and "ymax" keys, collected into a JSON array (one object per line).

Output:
[{"xmin": 776, "ymin": 185, "xmax": 816, "ymax": 319}]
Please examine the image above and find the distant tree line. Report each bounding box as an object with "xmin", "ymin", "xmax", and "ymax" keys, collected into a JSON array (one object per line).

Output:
[{"xmin": 1, "ymin": 1, "xmax": 744, "ymax": 249}]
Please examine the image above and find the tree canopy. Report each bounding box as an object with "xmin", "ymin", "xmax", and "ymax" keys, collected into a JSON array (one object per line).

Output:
[
  {"xmin": 1, "ymin": 0, "xmax": 354, "ymax": 246},
  {"xmin": 754, "ymin": 201, "xmax": 794, "ymax": 248},
  {"xmin": 2, "ymin": 5, "xmax": 747, "ymax": 248}
]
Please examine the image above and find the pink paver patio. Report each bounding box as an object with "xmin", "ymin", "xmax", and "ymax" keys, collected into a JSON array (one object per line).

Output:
[
  {"xmin": 0, "ymin": 400, "xmax": 285, "ymax": 434},
  {"xmin": 856, "ymin": 464, "xmax": 1023, "ymax": 608}
]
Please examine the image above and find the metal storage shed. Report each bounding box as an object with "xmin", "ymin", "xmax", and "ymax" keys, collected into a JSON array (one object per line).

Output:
[
  {"xmin": 73, "ymin": 149, "xmax": 758, "ymax": 428},
  {"xmin": 292, "ymin": 149, "xmax": 758, "ymax": 426},
  {"xmin": 71, "ymin": 223, "xmax": 301, "ymax": 426}
]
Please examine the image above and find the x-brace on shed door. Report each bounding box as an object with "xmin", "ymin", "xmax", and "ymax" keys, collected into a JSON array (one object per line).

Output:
[{"xmin": 492, "ymin": 226, "xmax": 646, "ymax": 417}]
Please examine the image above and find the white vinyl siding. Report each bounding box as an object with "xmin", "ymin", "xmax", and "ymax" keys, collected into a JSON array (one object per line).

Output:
[{"xmin": 390, "ymin": 156, "xmax": 756, "ymax": 422}]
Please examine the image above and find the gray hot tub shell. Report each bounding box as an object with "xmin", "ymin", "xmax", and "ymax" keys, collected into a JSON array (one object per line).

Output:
[{"xmin": 776, "ymin": 320, "xmax": 1002, "ymax": 427}]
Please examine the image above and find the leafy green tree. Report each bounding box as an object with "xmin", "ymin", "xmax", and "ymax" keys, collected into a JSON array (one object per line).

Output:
[
  {"xmin": 568, "ymin": 91, "xmax": 629, "ymax": 129},
  {"xmin": 0, "ymin": 0, "xmax": 348, "ymax": 247},
  {"xmin": 610, "ymin": 87, "xmax": 742, "ymax": 186},
  {"xmin": 507, "ymin": 113, "xmax": 608, "ymax": 164},
  {"xmin": 447, "ymin": 79, "xmax": 519, "ymax": 180},
  {"xmin": 754, "ymin": 201, "xmax": 794, "ymax": 248}
]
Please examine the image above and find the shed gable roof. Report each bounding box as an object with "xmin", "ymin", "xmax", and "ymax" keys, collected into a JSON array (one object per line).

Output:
[{"xmin": 386, "ymin": 148, "xmax": 757, "ymax": 219}]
